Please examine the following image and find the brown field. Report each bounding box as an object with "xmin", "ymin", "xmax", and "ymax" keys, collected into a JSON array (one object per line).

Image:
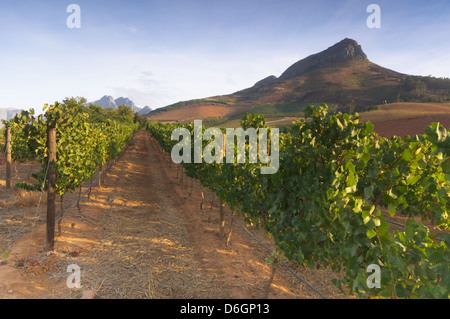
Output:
[
  {"xmin": 147, "ymin": 101, "xmax": 450, "ymax": 138},
  {"xmin": 359, "ymin": 102, "xmax": 450, "ymax": 123},
  {"xmin": 358, "ymin": 102, "xmax": 450, "ymax": 138},
  {"xmin": 371, "ymin": 115, "xmax": 450, "ymax": 138},
  {"xmin": 148, "ymin": 104, "xmax": 247, "ymax": 123},
  {"xmin": 264, "ymin": 102, "xmax": 450, "ymax": 137},
  {"xmin": 266, "ymin": 114, "xmax": 450, "ymax": 138}
]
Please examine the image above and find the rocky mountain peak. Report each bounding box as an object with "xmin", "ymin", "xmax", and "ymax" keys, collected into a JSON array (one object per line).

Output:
[
  {"xmin": 277, "ymin": 38, "xmax": 368, "ymax": 81},
  {"xmin": 96, "ymin": 95, "xmax": 116, "ymax": 108},
  {"xmin": 328, "ymin": 38, "xmax": 367, "ymax": 60},
  {"xmin": 138, "ymin": 105, "xmax": 152, "ymax": 115},
  {"xmin": 89, "ymin": 95, "xmax": 142, "ymax": 112}
]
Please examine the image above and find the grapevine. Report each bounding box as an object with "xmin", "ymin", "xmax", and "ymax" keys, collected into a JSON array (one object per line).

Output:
[
  {"xmin": 147, "ymin": 104, "xmax": 449, "ymax": 299},
  {"xmin": 3, "ymin": 99, "xmax": 139, "ymax": 196}
]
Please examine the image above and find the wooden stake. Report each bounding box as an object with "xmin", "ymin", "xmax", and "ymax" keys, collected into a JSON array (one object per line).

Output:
[
  {"xmin": 189, "ymin": 177, "xmax": 194, "ymax": 197},
  {"xmin": 219, "ymin": 199, "xmax": 225, "ymax": 238},
  {"xmin": 200, "ymin": 188, "xmax": 205, "ymax": 210},
  {"xmin": 99, "ymin": 166, "xmax": 103, "ymax": 188},
  {"xmin": 226, "ymin": 212, "xmax": 235, "ymax": 246},
  {"xmin": 5, "ymin": 127, "xmax": 11, "ymax": 189},
  {"xmin": 180, "ymin": 166, "xmax": 184, "ymax": 185},
  {"xmin": 46, "ymin": 125, "xmax": 57, "ymax": 251},
  {"xmin": 58, "ymin": 194, "xmax": 64, "ymax": 236},
  {"xmin": 77, "ymin": 186, "xmax": 82, "ymax": 214},
  {"xmin": 88, "ymin": 177, "xmax": 93, "ymax": 201}
]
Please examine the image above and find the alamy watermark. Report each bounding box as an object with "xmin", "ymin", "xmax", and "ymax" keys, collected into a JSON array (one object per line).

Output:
[
  {"xmin": 67, "ymin": 264, "xmax": 82, "ymax": 289},
  {"xmin": 65, "ymin": 4, "xmax": 379, "ymax": 31},
  {"xmin": 366, "ymin": 264, "xmax": 381, "ymax": 289},
  {"xmin": 366, "ymin": 4, "xmax": 381, "ymax": 29},
  {"xmin": 170, "ymin": 120, "xmax": 279, "ymax": 174},
  {"xmin": 65, "ymin": 4, "xmax": 379, "ymax": 30},
  {"xmin": 66, "ymin": 4, "xmax": 81, "ymax": 29}
]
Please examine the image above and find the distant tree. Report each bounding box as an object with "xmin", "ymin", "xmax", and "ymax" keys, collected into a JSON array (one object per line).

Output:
[
  {"xmin": 38, "ymin": 96, "xmax": 138, "ymax": 124},
  {"xmin": 62, "ymin": 96, "xmax": 87, "ymax": 109},
  {"xmin": 116, "ymin": 104, "xmax": 134, "ymax": 123},
  {"xmin": 402, "ymin": 76, "xmax": 427, "ymax": 94},
  {"xmin": 133, "ymin": 112, "xmax": 147, "ymax": 128},
  {"xmin": 105, "ymin": 107, "xmax": 118, "ymax": 121},
  {"xmin": 87, "ymin": 104, "xmax": 107, "ymax": 122}
]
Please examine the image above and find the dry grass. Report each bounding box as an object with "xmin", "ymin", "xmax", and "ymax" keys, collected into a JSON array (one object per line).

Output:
[
  {"xmin": 0, "ymin": 191, "xmax": 46, "ymax": 256},
  {"xmin": 64, "ymin": 206, "xmax": 211, "ymax": 299}
]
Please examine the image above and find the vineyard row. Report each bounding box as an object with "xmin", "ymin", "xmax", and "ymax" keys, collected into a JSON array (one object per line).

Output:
[
  {"xmin": 2, "ymin": 100, "xmax": 139, "ymax": 250},
  {"xmin": 147, "ymin": 104, "xmax": 449, "ymax": 299}
]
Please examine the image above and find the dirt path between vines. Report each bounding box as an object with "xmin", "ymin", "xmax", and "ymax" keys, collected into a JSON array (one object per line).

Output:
[{"xmin": 0, "ymin": 130, "xmax": 347, "ymax": 299}]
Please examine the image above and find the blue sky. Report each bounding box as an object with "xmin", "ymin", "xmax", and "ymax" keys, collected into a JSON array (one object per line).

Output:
[{"xmin": 1, "ymin": 0, "xmax": 450, "ymax": 112}]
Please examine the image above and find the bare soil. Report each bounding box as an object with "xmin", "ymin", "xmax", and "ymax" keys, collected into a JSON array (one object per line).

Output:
[{"xmin": 0, "ymin": 130, "xmax": 348, "ymax": 299}]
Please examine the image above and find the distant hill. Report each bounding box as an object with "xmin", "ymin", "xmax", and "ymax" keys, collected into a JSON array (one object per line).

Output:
[
  {"xmin": 147, "ymin": 38, "xmax": 450, "ymax": 123},
  {"xmin": 138, "ymin": 105, "xmax": 152, "ymax": 115},
  {"xmin": 0, "ymin": 108, "xmax": 22, "ymax": 128},
  {"xmin": 89, "ymin": 95, "xmax": 151, "ymax": 113}
]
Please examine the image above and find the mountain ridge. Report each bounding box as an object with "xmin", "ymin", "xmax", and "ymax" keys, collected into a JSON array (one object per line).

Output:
[
  {"xmin": 275, "ymin": 38, "xmax": 369, "ymax": 83},
  {"xmin": 147, "ymin": 38, "xmax": 450, "ymax": 122},
  {"xmin": 88, "ymin": 95, "xmax": 152, "ymax": 114}
]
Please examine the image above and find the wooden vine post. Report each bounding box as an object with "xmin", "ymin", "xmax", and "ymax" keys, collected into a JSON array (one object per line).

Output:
[
  {"xmin": 45, "ymin": 125, "xmax": 57, "ymax": 251},
  {"xmin": 219, "ymin": 199, "xmax": 225, "ymax": 238},
  {"xmin": 180, "ymin": 166, "xmax": 184, "ymax": 186},
  {"xmin": 5, "ymin": 127, "xmax": 11, "ymax": 189}
]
